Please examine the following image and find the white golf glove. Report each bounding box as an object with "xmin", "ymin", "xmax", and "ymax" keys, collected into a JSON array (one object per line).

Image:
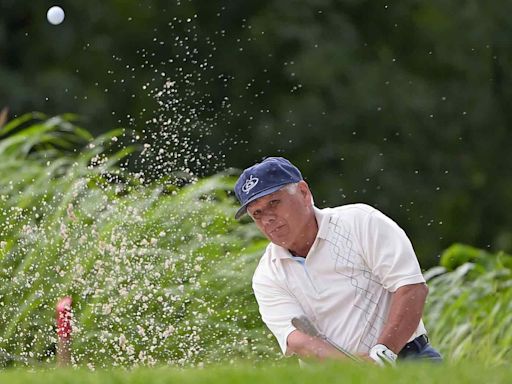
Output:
[{"xmin": 369, "ymin": 344, "xmax": 397, "ymax": 366}]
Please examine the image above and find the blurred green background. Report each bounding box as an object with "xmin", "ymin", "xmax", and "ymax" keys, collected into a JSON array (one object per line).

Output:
[
  {"xmin": 1, "ymin": 1, "xmax": 512, "ymax": 368},
  {"xmin": 2, "ymin": 1, "xmax": 512, "ymax": 266}
]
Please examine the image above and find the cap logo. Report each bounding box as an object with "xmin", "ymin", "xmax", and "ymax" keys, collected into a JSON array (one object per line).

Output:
[{"xmin": 242, "ymin": 175, "xmax": 259, "ymax": 194}]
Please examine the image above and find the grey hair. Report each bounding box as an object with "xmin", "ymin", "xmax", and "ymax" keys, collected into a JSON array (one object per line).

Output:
[
  {"xmin": 284, "ymin": 182, "xmax": 315, "ymax": 205},
  {"xmin": 283, "ymin": 182, "xmax": 299, "ymax": 195}
]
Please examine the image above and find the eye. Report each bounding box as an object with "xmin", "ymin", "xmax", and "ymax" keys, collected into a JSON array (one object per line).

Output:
[
  {"xmin": 269, "ymin": 199, "xmax": 280, "ymax": 207},
  {"xmin": 251, "ymin": 209, "xmax": 262, "ymax": 219}
]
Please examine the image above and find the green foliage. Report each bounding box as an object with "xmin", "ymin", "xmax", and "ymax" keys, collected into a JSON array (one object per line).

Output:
[
  {"xmin": 3, "ymin": 1, "xmax": 512, "ymax": 266},
  {"xmin": 1, "ymin": 114, "xmax": 511, "ymax": 369},
  {"xmin": 425, "ymin": 245, "xmax": 512, "ymax": 364},
  {"xmin": 0, "ymin": 114, "xmax": 275, "ymax": 368},
  {"xmin": 440, "ymin": 243, "xmax": 512, "ymax": 272}
]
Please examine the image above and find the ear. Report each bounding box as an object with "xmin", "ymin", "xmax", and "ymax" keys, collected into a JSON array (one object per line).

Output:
[{"xmin": 298, "ymin": 181, "xmax": 311, "ymax": 202}]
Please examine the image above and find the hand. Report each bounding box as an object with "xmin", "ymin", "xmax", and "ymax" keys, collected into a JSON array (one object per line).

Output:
[{"xmin": 368, "ymin": 344, "xmax": 397, "ymax": 366}]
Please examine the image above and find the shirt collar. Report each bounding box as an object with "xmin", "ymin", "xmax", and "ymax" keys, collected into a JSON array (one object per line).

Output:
[{"xmin": 270, "ymin": 206, "xmax": 332, "ymax": 261}]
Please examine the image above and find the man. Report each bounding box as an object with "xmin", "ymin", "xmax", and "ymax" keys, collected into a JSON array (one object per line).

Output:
[{"xmin": 234, "ymin": 157, "xmax": 442, "ymax": 365}]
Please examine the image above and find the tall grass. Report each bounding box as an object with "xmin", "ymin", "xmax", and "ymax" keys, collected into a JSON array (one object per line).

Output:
[
  {"xmin": 424, "ymin": 244, "xmax": 512, "ymax": 364},
  {"xmin": 0, "ymin": 113, "xmax": 274, "ymax": 368},
  {"xmin": 0, "ymin": 114, "xmax": 510, "ymax": 368}
]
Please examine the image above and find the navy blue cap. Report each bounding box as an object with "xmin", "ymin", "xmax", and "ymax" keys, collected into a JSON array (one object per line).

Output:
[{"xmin": 234, "ymin": 157, "xmax": 303, "ymax": 219}]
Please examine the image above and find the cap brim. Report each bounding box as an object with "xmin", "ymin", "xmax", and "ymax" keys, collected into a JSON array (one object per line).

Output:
[{"xmin": 234, "ymin": 184, "xmax": 288, "ymax": 220}]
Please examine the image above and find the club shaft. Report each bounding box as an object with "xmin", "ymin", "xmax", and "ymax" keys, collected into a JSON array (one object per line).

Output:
[
  {"xmin": 323, "ymin": 338, "xmax": 360, "ymax": 362},
  {"xmin": 292, "ymin": 316, "xmax": 361, "ymax": 362}
]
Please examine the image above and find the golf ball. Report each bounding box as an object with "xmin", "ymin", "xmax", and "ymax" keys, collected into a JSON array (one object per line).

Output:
[{"xmin": 47, "ymin": 6, "xmax": 65, "ymax": 25}]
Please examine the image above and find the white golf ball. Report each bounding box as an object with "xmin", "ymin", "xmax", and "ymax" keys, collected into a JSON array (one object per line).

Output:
[{"xmin": 47, "ymin": 6, "xmax": 65, "ymax": 25}]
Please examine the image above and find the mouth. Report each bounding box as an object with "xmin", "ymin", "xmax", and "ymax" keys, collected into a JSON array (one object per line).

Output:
[{"xmin": 269, "ymin": 224, "xmax": 285, "ymax": 235}]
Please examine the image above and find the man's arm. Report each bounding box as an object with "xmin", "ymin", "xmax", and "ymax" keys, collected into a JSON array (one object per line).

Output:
[
  {"xmin": 285, "ymin": 283, "xmax": 428, "ymax": 361},
  {"xmin": 376, "ymin": 283, "xmax": 429, "ymax": 354},
  {"xmin": 286, "ymin": 330, "xmax": 349, "ymax": 360}
]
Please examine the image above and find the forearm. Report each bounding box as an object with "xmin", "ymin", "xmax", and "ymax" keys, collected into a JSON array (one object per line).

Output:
[
  {"xmin": 377, "ymin": 283, "xmax": 428, "ymax": 353},
  {"xmin": 286, "ymin": 330, "xmax": 348, "ymax": 361}
]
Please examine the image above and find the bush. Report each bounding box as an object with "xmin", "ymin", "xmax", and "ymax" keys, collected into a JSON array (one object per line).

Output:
[
  {"xmin": 425, "ymin": 244, "xmax": 512, "ymax": 364},
  {"xmin": 0, "ymin": 114, "xmax": 276, "ymax": 368}
]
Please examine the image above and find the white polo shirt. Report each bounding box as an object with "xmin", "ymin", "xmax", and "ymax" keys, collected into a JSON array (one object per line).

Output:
[{"xmin": 252, "ymin": 203, "xmax": 427, "ymax": 355}]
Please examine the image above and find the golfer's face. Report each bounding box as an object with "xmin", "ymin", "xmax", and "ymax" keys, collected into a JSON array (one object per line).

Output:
[{"xmin": 247, "ymin": 184, "xmax": 310, "ymax": 247}]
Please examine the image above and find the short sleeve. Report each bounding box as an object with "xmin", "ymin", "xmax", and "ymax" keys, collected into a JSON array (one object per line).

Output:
[
  {"xmin": 252, "ymin": 274, "xmax": 305, "ymax": 355},
  {"xmin": 360, "ymin": 210, "xmax": 425, "ymax": 292}
]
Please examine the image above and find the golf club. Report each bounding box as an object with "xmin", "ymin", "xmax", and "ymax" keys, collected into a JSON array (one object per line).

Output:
[{"xmin": 291, "ymin": 315, "xmax": 361, "ymax": 362}]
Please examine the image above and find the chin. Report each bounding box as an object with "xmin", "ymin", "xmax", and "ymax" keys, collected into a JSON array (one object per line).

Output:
[{"xmin": 270, "ymin": 236, "xmax": 289, "ymax": 247}]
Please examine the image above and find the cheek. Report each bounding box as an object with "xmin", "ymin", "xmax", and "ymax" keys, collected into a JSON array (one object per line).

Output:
[
  {"xmin": 255, "ymin": 221, "xmax": 272, "ymax": 237},
  {"xmin": 282, "ymin": 204, "xmax": 307, "ymax": 226},
  {"xmin": 254, "ymin": 221, "xmax": 265, "ymax": 231},
  {"xmin": 281, "ymin": 210, "xmax": 293, "ymax": 219},
  {"xmin": 281, "ymin": 204, "xmax": 299, "ymax": 219}
]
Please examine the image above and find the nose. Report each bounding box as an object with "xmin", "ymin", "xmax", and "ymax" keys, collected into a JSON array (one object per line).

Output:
[{"xmin": 261, "ymin": 212, "xmax": 276, "ymax": 227}]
